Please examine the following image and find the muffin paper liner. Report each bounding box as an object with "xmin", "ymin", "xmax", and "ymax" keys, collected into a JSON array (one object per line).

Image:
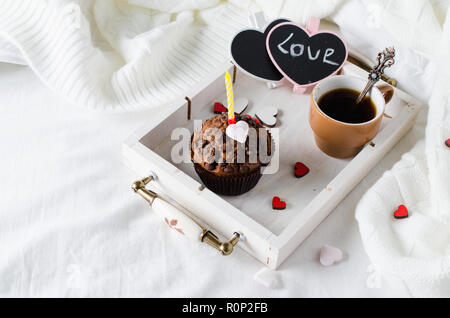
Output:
[{"xmin": 193, "ymin": 163, "xmax": 262, "ymax": 196}]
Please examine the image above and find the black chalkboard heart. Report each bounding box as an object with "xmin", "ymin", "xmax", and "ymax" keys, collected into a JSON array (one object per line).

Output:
[
  {"xmin": 266, "ymin": 22, "xmax": 347, "ymax": 87},
  {"xmin": 230, "ymin": 19, "xmax": 289, "ymax": 82}
]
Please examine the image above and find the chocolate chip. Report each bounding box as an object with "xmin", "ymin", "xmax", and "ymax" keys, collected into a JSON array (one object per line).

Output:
[
  {"xmin": 224, "ymin": 165, "xmax": 234, "ymax": 174},
  {"xmin": 239, "ymin": 165, "xmax": 250, "ymax": 173},
  {"xmin": 205, "ymin": 162, "xmax": 217, "ymax": 170},
  {"xmin": 242, "ymin": 116, "xmax": 252, "ymax": 124}
]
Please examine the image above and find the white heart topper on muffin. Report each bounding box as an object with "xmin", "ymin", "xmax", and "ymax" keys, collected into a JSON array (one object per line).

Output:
[
  {"xmin": 226, "ymin": 120, "xmax": 249, "ymax": 143},
  {"xmin": 255, "ymin": 106, "xmax": 278, "ymax": 127}
]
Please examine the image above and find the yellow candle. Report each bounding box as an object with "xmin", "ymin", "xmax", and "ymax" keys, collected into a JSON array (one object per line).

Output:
[{"xmin": 225, "ymin": 71, "xmax": 235, "ymax": 124}]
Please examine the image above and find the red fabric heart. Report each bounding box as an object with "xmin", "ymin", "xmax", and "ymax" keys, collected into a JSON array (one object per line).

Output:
[
  {"xmin": 394, "ymin": 204, "xmax": 408, "ymax": 219},
  {"xmin": 272, "ymin": 196, "xmax": 286, "ymax": 210},
  {"xmin": 243, "ymin": 114, "xmax": 260, "ymax": 124},
  {"xmin": 213, "ymin": 102, "xmax": 227, "ymax": 113},
  {"xmin": 295, "ymin": 162, "xmax": 310, "ymax": 178}
]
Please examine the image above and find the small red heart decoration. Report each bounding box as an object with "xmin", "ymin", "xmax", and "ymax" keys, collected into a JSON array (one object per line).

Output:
[
  {"xmin": 393, "ymin": 204, "xmax": 408, "ymax": 219},
  {"xmin": 213, "ymin": 102, "xmax": 227, "ymax": 114},
  {"xmin": 445, "ymin": 138, "xmax": 450, "ymax": 148},
  {"xmin": 272, "ymin": 196, "xmax": 286, "ymax": 210},
  {"xmin": 243, "ymin": 114, "xmax": 260, "ymax": 124},
  {"xmin": 294, "ymin": 162, "xmax": 310, "ymax": 178}
]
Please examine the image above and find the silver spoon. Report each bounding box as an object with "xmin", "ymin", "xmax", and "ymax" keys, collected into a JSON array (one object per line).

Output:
[{"xmin": 355, "ymin": 47, "xmax": 396, "ymax": 104}]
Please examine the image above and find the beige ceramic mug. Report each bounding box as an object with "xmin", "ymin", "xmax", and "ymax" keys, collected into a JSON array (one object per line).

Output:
[{"xmin": 309, "ymin": 75, "xmax": 394, "ymax": 158}]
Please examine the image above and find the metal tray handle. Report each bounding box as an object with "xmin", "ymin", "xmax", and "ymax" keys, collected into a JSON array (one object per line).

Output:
[{"xmin": 132, "ymin": 175, "xmax": 240, "ymax": 255}]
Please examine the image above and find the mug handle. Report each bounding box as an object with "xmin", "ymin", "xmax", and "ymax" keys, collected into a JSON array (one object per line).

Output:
[{"xmin": 378, "ymin": 84, "xmax": 394, "ymax": 118}]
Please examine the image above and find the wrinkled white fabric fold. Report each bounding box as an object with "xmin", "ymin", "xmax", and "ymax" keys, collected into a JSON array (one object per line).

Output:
[
  {"xmin": 355, "ymin": 8, "xmax": 450, "ymax": 297},
  {"xmin": 0, "ymin": 0, "xmax": 342, "ymax": 111}
]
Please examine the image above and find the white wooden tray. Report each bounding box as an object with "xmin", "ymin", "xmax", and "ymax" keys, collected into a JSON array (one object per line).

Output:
[{"xmin": 122, "ymin": 62, "xmax": 422, "ymax": 269}]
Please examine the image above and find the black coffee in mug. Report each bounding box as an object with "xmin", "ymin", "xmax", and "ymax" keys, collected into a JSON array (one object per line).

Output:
[{"xmin": 317, "ymin": 88, "xmax": 377, "ymax": 124}]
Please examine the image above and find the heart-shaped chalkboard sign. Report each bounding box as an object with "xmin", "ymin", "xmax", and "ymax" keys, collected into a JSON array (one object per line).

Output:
[
  {"xmin": 230, "ymin": 19, "xmax": 289, "ymax": 82},
  {"xmin": 266, "ymin": 22, "xmax": 347, "ymax": 87}
]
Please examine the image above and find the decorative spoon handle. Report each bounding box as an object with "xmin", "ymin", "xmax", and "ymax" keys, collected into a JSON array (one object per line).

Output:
[{"xmin": 356, "ymin": 47, "xmax": 396, "ymax": 104}]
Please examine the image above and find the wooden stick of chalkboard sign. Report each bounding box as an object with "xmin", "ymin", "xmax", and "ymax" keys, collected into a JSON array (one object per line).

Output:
[{"xmin": 185, "ymin": 96, "xmax": 192, "ymax": 120}]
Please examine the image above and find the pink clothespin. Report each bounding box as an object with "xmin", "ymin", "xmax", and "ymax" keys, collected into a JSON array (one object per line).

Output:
[{"xmin": 249, "ymin": 11, "xmax": 266, "ymax": 31}]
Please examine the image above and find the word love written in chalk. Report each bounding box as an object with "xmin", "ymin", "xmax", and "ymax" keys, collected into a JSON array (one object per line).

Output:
[
  {"xmin": 267, "ymin": 23, "xmax": 347, "ymax": 86},
  {"xmin": 277, "ymin": 33, "xmax": 339, "ymax": 65}
]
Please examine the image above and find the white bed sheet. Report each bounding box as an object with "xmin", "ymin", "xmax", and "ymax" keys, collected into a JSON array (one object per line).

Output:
[{"xmin": 0, "ymin": 62, "xmax": 427, "ymax": 297}]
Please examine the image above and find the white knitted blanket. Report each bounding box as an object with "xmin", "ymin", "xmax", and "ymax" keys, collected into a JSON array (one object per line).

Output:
[
  {"xmin": 0, "ymin": 0, "xmax": 448, "ymax": 296},
  {"xmin": 355, "ymin": 15, "xmax": 450, "ymax": 296}
]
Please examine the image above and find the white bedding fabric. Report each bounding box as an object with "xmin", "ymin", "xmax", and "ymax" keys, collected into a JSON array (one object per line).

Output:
[{"xmin": 0, "ymin": 0, "xmax": 449, "ymax": 297}]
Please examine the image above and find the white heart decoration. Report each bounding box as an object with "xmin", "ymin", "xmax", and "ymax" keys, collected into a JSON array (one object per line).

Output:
[
  {"xmin": 255, "ymin": 106, "xmax": 278, "ymax": 127},
  {"xmin": 226, "ymin": 120, "xmax": 249, "ymax": 143},
  {"xmin": 223, "ymin": 97, "xmax": 249, "ymax": 114},
  {"xmin": 320, "ymin": 245, "xmax": 343, "ymax": 266},
  {"xmin": 253, "ymin": 267, "xmax": 282, "ymax": 289}
]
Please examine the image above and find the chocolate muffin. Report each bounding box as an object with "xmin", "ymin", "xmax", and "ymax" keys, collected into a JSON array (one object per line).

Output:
[{"xmin": 191, "ymin": 113, "xmax": 272, "ymax": 195}]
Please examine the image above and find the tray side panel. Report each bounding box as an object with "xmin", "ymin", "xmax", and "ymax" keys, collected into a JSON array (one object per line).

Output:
[{"xmin": 139, "ymin": 101, "xmax": 189, "ymax": 149}]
